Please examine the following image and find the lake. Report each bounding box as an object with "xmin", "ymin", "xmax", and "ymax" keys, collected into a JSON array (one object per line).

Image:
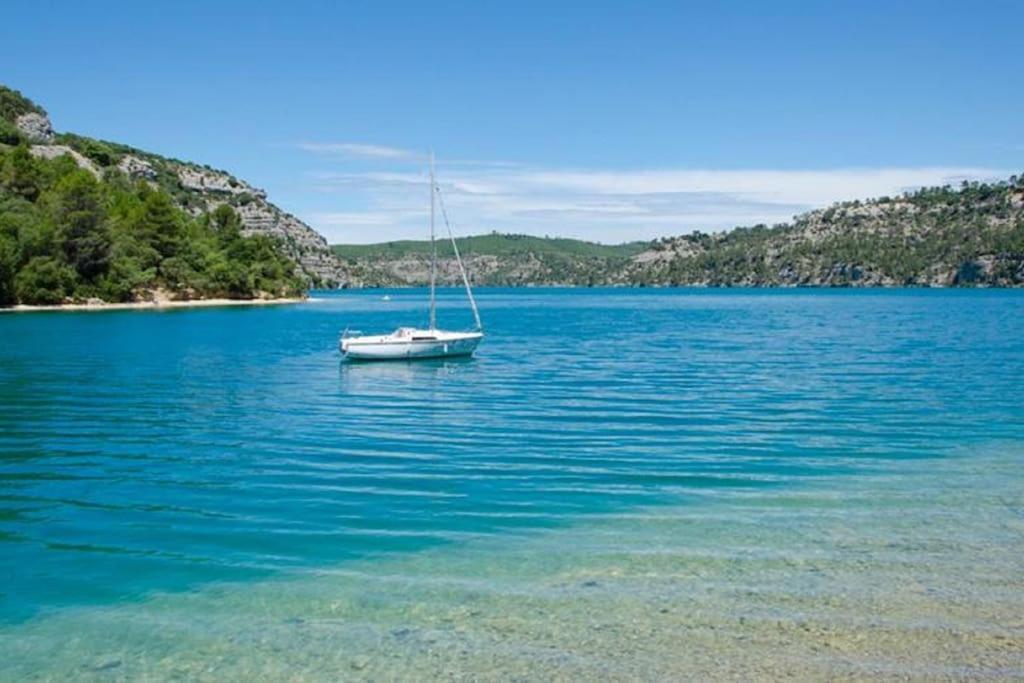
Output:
[{"xmin": 1, "ymin": 288, "xmax": 1022, "ymax": 678}]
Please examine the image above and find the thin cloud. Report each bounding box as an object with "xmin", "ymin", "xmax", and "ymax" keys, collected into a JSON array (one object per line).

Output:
[
  {"xmin": 296, "ymin": 142, "xmax": 420, "ymax": 160},
  {"xmin": 512, "ymin": 167, "xmax": 1007, "ymax": 206},
  {"xmin": 299, "ymin": 163, "xmax": 1012, "ymax": 244},
  {"xmin": 308, "ymin": 211, "xmax": 398, "ymax": 227}
]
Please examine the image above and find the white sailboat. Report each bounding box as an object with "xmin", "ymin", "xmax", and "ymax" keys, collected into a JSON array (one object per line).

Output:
[{"xmin": 339, "ymin": 153, "xmax": 484, "ymax": 361}]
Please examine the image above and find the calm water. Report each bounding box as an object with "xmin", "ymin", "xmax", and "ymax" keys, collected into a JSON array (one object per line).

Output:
[{"xmin": 1, "ymin": 289, "xmax": 1023, "ymax": 678}]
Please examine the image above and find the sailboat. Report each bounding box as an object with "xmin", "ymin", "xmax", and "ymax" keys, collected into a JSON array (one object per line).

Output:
[{"xmin": 339, "ymin": 153, "xmax": 484, "ymax": 361}]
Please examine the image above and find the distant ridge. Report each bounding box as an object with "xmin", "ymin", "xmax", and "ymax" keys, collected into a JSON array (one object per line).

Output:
[
  {"xmin": 331, "ymin": 233, "xmax": 646, "ymax": 286},
  {"xmin": 333, "ymin": 176, "xmax": 1024, "ymax": 287},
  {"xmin": 628, "ymin": 176, "xmax": 1024, "ymax": 287}
]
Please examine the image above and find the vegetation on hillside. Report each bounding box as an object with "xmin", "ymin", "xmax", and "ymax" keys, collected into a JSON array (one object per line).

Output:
[
  {"xmin": 0, "ymin": 84, "xmax": 308, "ymax": 305},
  {"xmin": 7, "ymin": 81, "xmax": 1020, "ymax": 294},
  {"xmin": 333, "ymin": 176, "xmax": 1024, "ymax": 288},
  {"xmin": 331, "ymin": 232, "xmax": 646, "ymax": 286},
  {"xmin": 639, "ymin": 176, "xmax": 1024, "ymax": 287},
  {"xmin": 0, "ymin": 86, "xmax": 46, "ymax": 145},
  {"xmin": 38, "ymin": 132, "xmax": 341, "ymax": 289},
  {"xmin": 332, "ymin": 232, "xmax": 644, "ymax": 260},
  {"xmin": 0, "ymin": 143, "xmax": 303, "ymax": 306}
]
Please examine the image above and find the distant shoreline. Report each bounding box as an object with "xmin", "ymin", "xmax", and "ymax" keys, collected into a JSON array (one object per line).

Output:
[
  {"xmin": 328, "ymin": 282, "xmax": 1022, "ymax": 290},
  {"xmin": 0, "ymin": 297, "xmax": 306, "ymax": 314}
]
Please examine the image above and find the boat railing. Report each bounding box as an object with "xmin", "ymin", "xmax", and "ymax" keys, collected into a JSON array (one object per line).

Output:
[{"xmin": 341, "ymin": 327, "xmax": 363, "ymax": 339}]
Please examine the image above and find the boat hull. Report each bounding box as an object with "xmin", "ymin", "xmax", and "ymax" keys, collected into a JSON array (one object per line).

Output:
[{"xmin": 341, "ymin": 332, "xmax": 483, "ymax": 361}]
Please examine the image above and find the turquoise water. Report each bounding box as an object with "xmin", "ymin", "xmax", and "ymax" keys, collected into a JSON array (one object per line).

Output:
[{"xmin": 1, "ymin": 288, "xmax": 1023, "ymax": 678}]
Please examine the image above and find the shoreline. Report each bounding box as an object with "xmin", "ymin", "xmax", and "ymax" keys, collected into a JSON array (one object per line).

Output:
[
  {"xmin": 0, "ymin": 297, "xmax": 306, "ymax": 314},
  {"xmin": 333, "ymin": 281, "xmax": 1022, "ymax": 290}
]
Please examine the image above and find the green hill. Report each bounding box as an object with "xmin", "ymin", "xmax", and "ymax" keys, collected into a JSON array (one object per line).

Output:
[
  {"xmin": 331, "ymin": 233, "xmax": 646, "ymax": 286},
  {"xmin": 0, "ymin": 84, "xmax": 339, "ymax": 306},
  {"xmin": 629, "ymin": 175, "xmax": 1024, "ymax": 287},
  {"xmin": 333, "ymin": 233, "xmax": 644, "ymax": 260},
  {"xmin": 333, "ymin": 176, "xmax": 1024, "ymax": 288}
]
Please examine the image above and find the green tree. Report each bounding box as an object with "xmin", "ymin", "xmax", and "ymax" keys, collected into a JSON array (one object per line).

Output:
[
  {"xmin": 208, "ymin": 256, "xmax": 253, "ymax": 297},
  {"xmin": 0, "ymin": 144, "xmax": 43, "ymax": 201},
  {"xmin": 0, "ymin": 231, "xmax": 17, "ymax": 305},
  {"xmin": 0, "ymin": 85, "xmax": 45, "ymax": 122},
  {"xmin": 136, "ymin": 190, "xmax": 184, "ymax": 260},
  {"xmin": 0, "ymin": 117, "xmax": 23, "ymax": 145},
  {"xmin": 49, "ymin": 170, "xmax": 111, "ymax": 282},
  {"xmin": 14, "ymin": 256, "xmax": 76, "ymax": 305},
  {"xmin": 211, "ymin": 203, "xmax": 242, "ymax": 238}
]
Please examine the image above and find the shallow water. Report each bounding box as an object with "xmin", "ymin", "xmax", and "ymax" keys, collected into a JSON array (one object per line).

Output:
[{"xmin": 1, "ymin": 288, "xmax": 1023, "ymax": 679}]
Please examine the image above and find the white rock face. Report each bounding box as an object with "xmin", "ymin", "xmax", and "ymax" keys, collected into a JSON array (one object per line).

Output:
[
  {"xmin": 15, "ymin": 112, "xmax": 54, "ymax": 143},
  {"xmin": 118, "ymin": 155, "xmax": 157, "ymax": 179},
  {"xmin": 28, "ymin": 145, "xmax": 101, "ymax": 178},
  {"xmin": 632, "ymin": 239, "xmax": 704, "ymax": 266},
  {"xmin": 178, "ymin": 197, "xmax": 347, "ymax": 286},
  {"xmin": 177, "ymin": 167, "xmax": 266, "ymax": 198},
  {"xmin": 234, "ymin": 202, "xmax": 349, "ymax": 286},
  {"xmin": 172, "ymin": 165, "xmax": 347, "ymax": 285}
]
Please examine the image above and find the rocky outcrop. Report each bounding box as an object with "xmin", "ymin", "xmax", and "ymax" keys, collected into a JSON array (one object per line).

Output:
[
  {"xmin": 177, "ymin": 167, "xmax": 267, "ymax": 198},
  {"xmin": 632, "ymin": 238, "xmax": 705, "ymax": 267},
  {"xmin": 28, "ymin": 145, "xmax": 101, "ymax": 178},
  {"xmin": 233, "ymin": 202, "xmax": 348, "ymax": 286},
  {"xmin": 117, "ymin": 155, "xmax": 156, "ymax": 180},
  {"xmin": 156, "ymin": 164, "xmax": 348, "ymax": 285},
  {"xmin": 15, "ymin": 112, "xmax": 54, "ymax": 143}
]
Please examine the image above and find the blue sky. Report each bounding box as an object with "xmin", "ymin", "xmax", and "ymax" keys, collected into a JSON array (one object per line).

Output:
[{"xmin": 3, "ymin": 1, "xmax": 1022, "ymax": 243}]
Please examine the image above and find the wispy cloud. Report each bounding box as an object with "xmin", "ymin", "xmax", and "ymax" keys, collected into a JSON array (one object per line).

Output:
[
  {"xmin": 514, "ymin": 167, "xmax": 1004, "ymax": 207},
  {"xmin": 295, "ymin": 142, "xmax": 420, "ymax": 160},
  {"xmin": 297, "ymin": 159, "xmax": 1011, "ymax": 244},
  {"xmin": 307, "ymin": 211, "xmax": 401, "ymax": 227}
]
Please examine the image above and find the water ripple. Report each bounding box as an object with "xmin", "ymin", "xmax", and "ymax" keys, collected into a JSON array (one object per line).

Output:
[{"xmin": 0, "ymin": 288, "xmax": 1022, "ymax": 622}]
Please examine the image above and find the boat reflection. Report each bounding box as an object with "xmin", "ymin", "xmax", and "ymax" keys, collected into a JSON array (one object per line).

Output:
[{"xmin": 338, "ymin": 356, "xmax": 477, "ymax": 390}]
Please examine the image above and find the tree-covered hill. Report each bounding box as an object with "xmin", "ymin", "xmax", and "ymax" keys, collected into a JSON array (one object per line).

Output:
[
  {"xmin": 331, "ymin": 233, "xmax": 646, "ymax": 286},
  {"xmin": 0, "ymin": 85, "xmax": 306, "ymax": 306},
  {"xmin": 629, "ymin": 176, "xmax": 1024, "ymax": 287},
  {"xmin": 333, "ymin": 175, "xmax": 1024, "ymax": 288},
  {"xmin": 0, "ymin": 143, "xmax": 304, "ymax": 305},
  {"xmin": 332, "ymin": 233, "xmax": 645, "ymax": 260}
]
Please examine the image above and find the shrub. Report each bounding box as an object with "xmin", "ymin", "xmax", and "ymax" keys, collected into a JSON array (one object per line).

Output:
[{"xmin": 15, "ymin": 256, "xmax": 76, "ymax": 304}]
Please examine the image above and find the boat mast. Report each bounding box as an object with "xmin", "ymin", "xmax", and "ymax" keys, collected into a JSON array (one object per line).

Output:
[
  {"xmin": 447, "ymin": 224, "xmax": 483, "ymax": 331},
  {"xmin": 431, "ymin": 170, "xmax": 483, "ymax": 332},
  {"xmin": 428, "ymin": 150, "xmax": 437, "ymax": 330}
]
